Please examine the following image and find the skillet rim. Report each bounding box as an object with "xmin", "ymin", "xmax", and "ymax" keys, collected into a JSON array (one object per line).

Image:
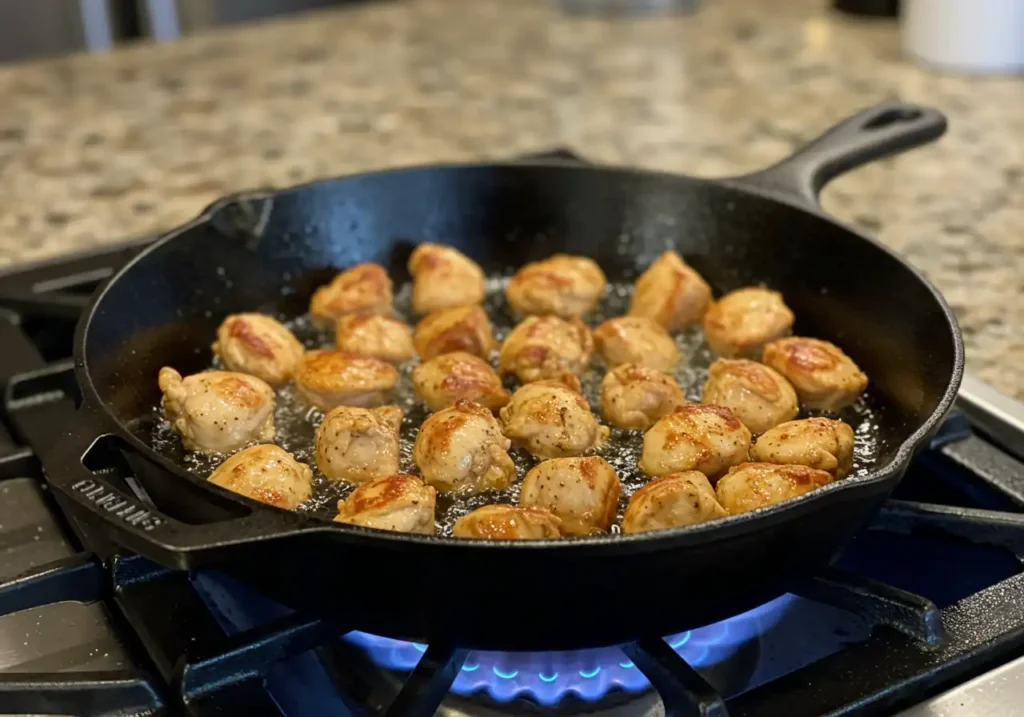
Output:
[{"xmin": 73, "ymin": 160, "xmax": 966, "ymax": 552}]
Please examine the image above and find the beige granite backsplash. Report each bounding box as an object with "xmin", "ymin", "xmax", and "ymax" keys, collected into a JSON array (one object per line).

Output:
[{"xmin": 0, "ymin": 0, "xmax": 1020, "ymax": 397}]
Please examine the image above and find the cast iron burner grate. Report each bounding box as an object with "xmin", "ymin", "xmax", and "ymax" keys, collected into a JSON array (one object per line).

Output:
[{"xmin": 0, "ymin": 152, "xmax": 1022, "ymax": 717}]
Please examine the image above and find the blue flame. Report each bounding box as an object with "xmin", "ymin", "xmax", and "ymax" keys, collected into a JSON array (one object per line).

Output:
[{"xmin": 343, "ymin": 595, "xmax": 794, "ymax": 705}]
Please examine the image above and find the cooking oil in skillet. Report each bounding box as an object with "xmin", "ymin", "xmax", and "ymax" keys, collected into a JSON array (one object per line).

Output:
[{"xmin": 144, "ymin": 275, "xmax": 885, "ymax": 535}]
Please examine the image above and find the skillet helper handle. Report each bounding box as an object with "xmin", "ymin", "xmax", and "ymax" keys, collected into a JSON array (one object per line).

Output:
[
  {"xmin": 733, "ymin": 100, "xmax": 947, "ymax": 206},
  {"xmin": 9, "ymin": 373, "xmax": 323, "ymax": 569}
]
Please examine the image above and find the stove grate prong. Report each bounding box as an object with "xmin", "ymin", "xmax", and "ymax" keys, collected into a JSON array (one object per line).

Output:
[
  {"xmin": 181, "ymin": 612, "xmax": 341, "ymax": 698},
  {"xmin": 384, "ymin": 643, "xmax": 468, "ymax": 717},
  {"xmin": 621, "ymin": 637, "xmax": 730, "ymax": 717},
  {"xmin": 0, "ymin": 553, "xmax": 102, "ymax": 618},
  {"xmin": 0, "ymin": 670, "xmax": 164, "ymax": 716},
  {"xmin": 0, "ymin": 290, "xmax": 91, "ymax": 321},
  {"xmin": 875, "ymin": 500, "xmax": 1024, "ymax": 556},
  {"xmin": 793, "ymin": 567, "xmax": 945, "ymax": 646},
  {"xmin": 0, "ymin": 553, "xmax": 164, "ymax": 716}
]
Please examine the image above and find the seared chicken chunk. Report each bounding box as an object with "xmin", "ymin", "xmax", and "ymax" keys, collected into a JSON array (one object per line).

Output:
[
  {"xmin": 212, "ymin": 313, "xmax": 305, "ymax": 386},
  {"xmin": 629, "ymin": 251, "xmax": 712, "ymax": 331},
  {"xmin": 159, "ymin": 368, "xmax": 275, "ymax": 454},
  {"xmin": 499, "ymin": 315, "xmax": 593, "ymax": 383},
  {"xmin": 414, "ymin": 305, "xmax": 496, "ymax": 361},
  {"xmin": 452, "ymin": 505, "xmax": 562, "ymax": 540},
  {"xmin": 703, "ymin": 287, "xmax": 794, "ymax": 358},
  {"xmin": 335, "ymin": 315, "xmax": 416, "ymax": 365},
  {"xmin": 702, "ymin": 359, "xmax": 799, "ymax": 434},
  {"xmin": 506, "ymin": 254, "xmax": 606, "ymax": 317},
  {"xmin": 413, "ymin": 400, "xmax": 516, "ymax": 495},
  {"xmin": 716, "ymin": 462, "xmax": 833, "ymax": 514},
  {"xmin": 309, "ymin": 263, "xmax": 393, "ymax": 327},
  {"xmin": 208, "ymin": 444, "xmax": 311, "ymax": 510},
  {"xmin": 622, "ymin": 472, "xmax": 727, "ymax": 534},
  {"xmin": 520, "ymin": 457, "xmax": 621, "ymax": 535},
  {"xmin": 294, "ymin": 350, "xmax": 399, "ymax": 410},
  {"xmin": 408, "ymin": 243, "xmax": 485, "ymax": 314},
  {"xmin": 411, "ymin": 352, "xmax": 510, "ymax": 413},
  {"xmin": 315, "ymin": 405, "xmax": 403, "ymax": 482},
  {"xmin": 762, "ymin": 337, "xmax": 868, "ymax": 411},
  {"xmin": 334, "ymin": 474, "xmax": 436, "ymax": 534},
  {"xmin": 640, "ymin": 404, "xmax": 751, "ymax": 480},
  {"xmin": 600, "ymin": 364, "xmax": 686, "ymax": 431},
  {"xmin": 542, "ymin": 372, "xmax": 584, "ymax": 393},
  {"xmin": 593, "ymin": 316, "xmax": 680, "ymax": 373},
  {"xmin": 751, "ymin": 417, "xmax": 855, "ymax": 479},
  {"xmin": 500, "ymin": 381, "xmax": 608, "ymax": 459}
]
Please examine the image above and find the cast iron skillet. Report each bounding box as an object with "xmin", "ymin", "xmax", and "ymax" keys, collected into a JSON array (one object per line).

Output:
[{"xmin": 37, "ymin": 100, "xmax": 963, "ymax": 650}]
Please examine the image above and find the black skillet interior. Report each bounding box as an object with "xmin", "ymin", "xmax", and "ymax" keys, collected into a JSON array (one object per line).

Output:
[{"xmin": 45, "ymin": 101, "xmax": 963, "ymax": 649}]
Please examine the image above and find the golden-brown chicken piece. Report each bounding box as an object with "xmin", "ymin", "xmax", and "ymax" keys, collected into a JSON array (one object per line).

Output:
[
  {"xmin": 294, "ymin": 350, "xmax": 399, "ymax": 410},
  {"xmin": 498, "ymin": 315, "xmax": 593, "ymax": 383},
  {"xmin": 309, "ymin": 263, "xmax": 393, "ymax": 327},
  {"xmin": 212, "ymin": 313, "xmax": 305, "ymax": 386},
  {"xmin": 411, "ymin": 352, "xmax": 510, "ymax": 413},
  {"xmin": 703, "ymin": 287, "xmax": 794, "ymax": 358},
  {"xmin": 762, "ymin": 337, "xmax": 868, "ymax": 411},
  {"xmin": 622, "ymin": 472, "xmax": 727, "ymax": 534},
  {"xmin": 716, "ymin": 462, "xmax": 833, "ymax": 514},
  {"xmin": 519, "ymin": 457, "xmax": 621, "ymax": 535},
  {"xmin": 506, "ymin": 254, "xmax": 606, "ymax": 318},
  {"xmin": 333, "ymin": 474, "xmax": 436, "ymax": 534},
  {"xmin": 315, "ymin": 405, "xmax": 403, "ymax": 482},
  {"xmin": 639, "ymin": 404, "xmax": 751, "ymax": 480},
  {"xmin": 408, "ymin": 243, "xmax": 485, "ymax": 314},
  {"xmin": 413, "ymin": 305, "xmax": 497, "ymax": 361},
  {"xmin": 413, "ymin": 400, "xmax": 517, "ymax": 495},
  {"xmin": 208, "ymin": 444, "xmax": 312, "ymax": 510},
  {"xmin": 500, "ymin": 381, "xmax": 608, "ymax": 459},
  {"xmin": 334, "ymin": 315, "xmax": 416, "ymax": 365},
  {"xmin": 628, "ymin": 251, "xmax": 712, "ymax": 331},
  {"xmin": 159, "ymin": 368, "xmax": 275, "ymax": 454},
  {"xmin": 751, "ymin": 417, "xmax": 855, "ymax": 479},
  {"xmin": 593, "ymin": 316, "xmax": 680, "ymax": 373},
  {"xmin": 600, "ymin": 364, "xmax": 686, "ymax": 431},
  {"xmin": 452, "ymin": 505, "xmax": 562, "ymax": 540},
  {"xmin": 543, "ymin": 373, "xmax": 584, "ymax": 393},
  {"xmin": 702, "ymin": 359, "xmax": 799, "ymax": 434}
]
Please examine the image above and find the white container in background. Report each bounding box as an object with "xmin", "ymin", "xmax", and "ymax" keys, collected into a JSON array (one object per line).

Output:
[{"xmin": 901, "ymin": 0, "xmax": 1024, "ymax": 74}]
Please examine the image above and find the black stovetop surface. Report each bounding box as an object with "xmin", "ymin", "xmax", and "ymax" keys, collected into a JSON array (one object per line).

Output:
[{"xmin": 0, "ymin": 233, "xmax": 1023, "ymax": 717}]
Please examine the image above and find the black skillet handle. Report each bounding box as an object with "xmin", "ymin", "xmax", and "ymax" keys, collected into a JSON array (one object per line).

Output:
[
  {"xmin": 730, "ymin": 100, "xmax": 947, "ymax": 207},
  {"xmin": 8, "ymin": 367, "xmax": 329, "ymax": 570},
  {"xmin": 47, "ymin": 418, "xmax": 329, "ymax": 570}
]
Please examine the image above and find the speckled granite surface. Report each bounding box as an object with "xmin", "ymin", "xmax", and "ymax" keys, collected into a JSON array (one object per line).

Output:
[{"xmin": 0, "ymin": 0, "xmax": 1020, "ymax": 396}]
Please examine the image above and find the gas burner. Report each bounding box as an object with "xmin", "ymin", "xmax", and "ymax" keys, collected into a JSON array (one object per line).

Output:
[
  {"xmin": 322, "ymin": 593, "xmax": 871, "ymax": 714},
  {"xmin": 0, "ymin": 156, "xmax": 1023, "ymax": 716},
  {"xmin": 340, "ymin": 598, "xmax": 789, "ymax": 704}
]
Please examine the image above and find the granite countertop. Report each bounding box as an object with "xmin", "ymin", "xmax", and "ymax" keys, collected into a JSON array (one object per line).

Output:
[{"xmin": 0, "ymin": 0, "xmax": 1020, "ymax": 397}]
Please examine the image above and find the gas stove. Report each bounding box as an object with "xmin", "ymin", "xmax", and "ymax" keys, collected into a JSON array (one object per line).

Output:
[{"xmin": 1, "ymin": 224, "xmax": 1024, "ymax": 717}]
